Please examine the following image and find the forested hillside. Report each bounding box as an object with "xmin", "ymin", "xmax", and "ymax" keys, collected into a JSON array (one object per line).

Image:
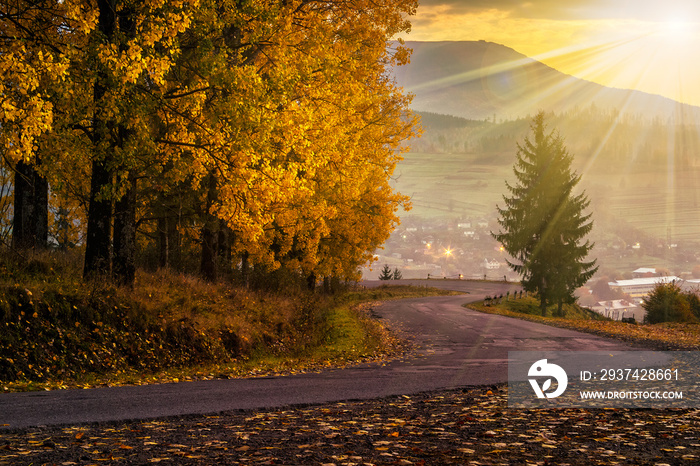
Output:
[
  {"xmin": 413, "ymin": 108, "xmax": 700, "ymax": 174},
  {"xmin": 393, "ymin": 41, "xmax": 700, "ymax": 122}
]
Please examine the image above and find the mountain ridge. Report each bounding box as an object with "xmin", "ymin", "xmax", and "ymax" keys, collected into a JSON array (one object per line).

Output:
[{"xmin": 393, "ymin": 40, "xmax": 700, "ymax": 121}]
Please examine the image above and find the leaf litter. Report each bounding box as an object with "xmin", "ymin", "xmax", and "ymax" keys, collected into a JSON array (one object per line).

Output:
[{"xmin": 1, "ymin": 385, "xmax": 699, "ymax": 465}]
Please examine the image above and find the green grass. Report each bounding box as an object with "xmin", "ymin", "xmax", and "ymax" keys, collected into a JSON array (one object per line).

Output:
[
  {"xmin": 477, "ymin": 295, "xmax": 607, "ymax": 319},
  {"xmin": 340, "ymin": 284, "xmax": 460, "ymax": 302}
]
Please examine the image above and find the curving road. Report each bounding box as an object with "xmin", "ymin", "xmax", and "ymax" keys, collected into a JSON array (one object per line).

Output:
[{"xmin": 0, "ymin": 280, "xmax": 643, "ymax": 429}]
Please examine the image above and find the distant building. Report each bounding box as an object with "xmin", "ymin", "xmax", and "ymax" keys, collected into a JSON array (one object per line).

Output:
[
  {"xmin": 632, "ymin": 267, "xmax": 658, "ymax": 278},
  {"xmin": 682, "ymin": 279, "xmax": 700, "ymax": 293},
  {"xmin": 608, "ymin": 276, "xmax": 681, "ymax": 299},
  {"xmin": 591, "ymin": 299, "xmax": 643, "ymax": 321},
  {"xmin": 483, "ymin": 258, "xmax": 500, "ymax": 270}
]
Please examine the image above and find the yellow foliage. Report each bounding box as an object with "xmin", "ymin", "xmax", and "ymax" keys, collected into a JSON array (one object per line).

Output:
[{"xmin": 2, "ymin": 0, "xmax": 418, "ymax": 281}]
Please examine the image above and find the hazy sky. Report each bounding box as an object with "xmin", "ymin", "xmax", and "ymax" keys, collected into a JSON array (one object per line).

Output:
[{"xmin": 405, "ymin": 0, "xmax": 700, "ymax": 106}]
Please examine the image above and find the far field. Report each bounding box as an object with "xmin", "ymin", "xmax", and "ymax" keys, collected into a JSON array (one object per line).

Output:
[
  {"xmin": 393, "ymin": 151, "xmax": 700, "ymax": 245},
  {"xmin": 392, "ymin": 152, "xmax": 512, "ymax": 219}
]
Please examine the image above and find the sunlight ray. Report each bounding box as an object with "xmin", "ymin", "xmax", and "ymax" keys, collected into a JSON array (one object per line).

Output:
[{"xmin": 402, "ymin": 55, "xmax": 543, "ymax": 94}]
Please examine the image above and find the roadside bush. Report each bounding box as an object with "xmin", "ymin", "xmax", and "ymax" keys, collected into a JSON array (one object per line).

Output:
[
  {"xmin": 687, "ymin": 292, "xmax": 700, "ymax": 320},
  {"xmin": 643, "ymin": 282, "xmax": 697, "ymax": 324}
]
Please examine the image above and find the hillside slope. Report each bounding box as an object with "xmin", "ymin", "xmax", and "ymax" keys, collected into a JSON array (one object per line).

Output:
[{"xmin": 393, "ymin": 41, "xmax": 700, "ymax": 121}]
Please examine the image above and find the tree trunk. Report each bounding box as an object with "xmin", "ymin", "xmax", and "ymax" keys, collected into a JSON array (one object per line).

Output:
[
  {"xmin": 13, "ymin": 162, "xmax": 30, "ymax": 248},
  {"xmin": 55, "ymin": 206, "xmax": 73, "ymax": 250},
  {"xmin": 12, "ymin": 160, "xmax": 48, "ymax": 250},
  {"xmin": 241, "ymin": 252, "xmax": 250, "ymax": 288},
  {"xmin": 200, "ymin": 173, "xmax": 218, "ymax": 282},
  {"xmin": 540, "ymin": 294, "xmax": 547, "ymax": 316},
  {"xmin": 84, "ymin": 0, "xmax": 117, "ymax": 280},
  {"xmin": 306, "ymin": 272, "xmax": 316, "ymax": 292},
  {"xmin": 157, "ymin": 197, "xmax": 183, "ymax": 270},
  {"xmin": 200, "ymin": 223, "xmax": 217, "ymax": 281},
  {"xmin": 33, "ymin": 167, "xmax": 48, "ymax": 248},
  {"xmin": 217, "ymin": 220, "xmax": 232, "ymax": 273},
  {"xmin": 158, "ymin": 214, "xmax": 169, "ymax": 269},
  {"xmin": 113, "ymin": 173, "xmax": 136, "ymax": 286},
  {"xmin": 168, "ymin": 205, "xmax": 182, "ymax": 270},
  {"xmin": 84, "ymin": 158, "xmax": 113, "ymax": 278}
]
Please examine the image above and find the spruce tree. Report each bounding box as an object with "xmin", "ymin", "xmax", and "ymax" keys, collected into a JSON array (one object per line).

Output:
[
  {"xmin": 492, "ymin": 111, "xmax": 598, "ymax": 316},
  {"xmin": 379, "ymin": 264, "xmax": 393, "ymax": 280}
]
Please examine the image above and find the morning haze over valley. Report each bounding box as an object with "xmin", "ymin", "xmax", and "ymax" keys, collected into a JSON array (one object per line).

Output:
[{"xmin": 372, "ymin": 39, "xmax": 700, "ymax": 310}]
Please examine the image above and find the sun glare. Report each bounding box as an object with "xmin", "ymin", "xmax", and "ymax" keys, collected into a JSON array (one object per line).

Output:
[{"xmin": 655, "ymin": 17, "xmax": 694, "ymax": 43}]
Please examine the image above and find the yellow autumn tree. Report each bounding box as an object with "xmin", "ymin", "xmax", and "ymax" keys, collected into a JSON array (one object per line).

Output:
[
  {"xmin": 0, "ymin": 1, "xmax": 73, "ymax": 249},
  {"xmin": 0, "ymin": 1, "xmax": 68, "ymax": 163},
  {"xmin": 184, "ymin": 0, "xmax": 418, "ymax": 283},
  {"xmin": 3, "ymin": 0, "xmax": 418, "ymax": 288}
]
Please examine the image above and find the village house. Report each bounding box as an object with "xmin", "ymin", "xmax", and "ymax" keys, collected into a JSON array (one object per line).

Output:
[
  {"xmin": 591, "ymin": 299, "xmax": 643, "ymax": 322},
  {"xmin": 483, "ymin": 258, "xmax": 500, "ymax": 270},
  {"xmin": 608, "ymin": 276, "xmax": 681, "ymax": 299},
  {"xmin": 632, "ymin": 267, "xmax": 658, "ymax": 278}
]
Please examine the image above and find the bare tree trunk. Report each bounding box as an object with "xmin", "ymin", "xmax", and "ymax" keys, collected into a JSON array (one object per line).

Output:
[
  {"xmin": 113, "ymin": 173, "xmax": 136, "ymax": 286},
  {"xmin": 200, "ymin": 223, "xmax": 217, "ymax": 281},
  {"xmin": 217, "ymin": 220, "xmax": 232, "ymax": 274},
  {"xmin": 540, "ymin": 294, "xmax": 547, "ymax": 316},
  {"xmin": 241, "ymin": 252, "xmax": 250, "ymax": 288},
  {"xmin": 84, "ymin": 0, "xmax": 117, "ymax": 280},
  {"xmin": 306, "ymin": 272, "xmax": 316, "ymax": 292},
  {"xmin": 158, "ymin": 214, "xmax": 169, "ymax": 268},
  {"xmin": 200, "ymin": 173, "xmax": 218, "ymax": 282},
  {"xmin": 84, "ymin": 159, "xmax": 113, "ymax": 278},
  {"xmin": 12, "ymin": 160, "xmax": 48, "ymax": 250}
]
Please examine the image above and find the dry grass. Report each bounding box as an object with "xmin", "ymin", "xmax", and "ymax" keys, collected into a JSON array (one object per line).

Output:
[
  {"xmin": 469, "ymin": 297, "xmax": 700, "ymax": 350},
  {"xmin": 0, "ymin": 250, "xmax": 454, "ymax": 392}
]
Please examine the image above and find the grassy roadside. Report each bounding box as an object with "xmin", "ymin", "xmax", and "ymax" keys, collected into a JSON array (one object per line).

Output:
[
  {"xmin": 0, "ymin": 251, "xmax": 456, "ymax": 392},
  {"xmin": 468, "ymin": 295, "xmax": 700, "ymax": 350}
]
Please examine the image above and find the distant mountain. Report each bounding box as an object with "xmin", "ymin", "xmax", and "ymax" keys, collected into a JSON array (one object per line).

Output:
[{"xmin": 392, "ymin": 41, "xmax": 700, "ymax": 121}]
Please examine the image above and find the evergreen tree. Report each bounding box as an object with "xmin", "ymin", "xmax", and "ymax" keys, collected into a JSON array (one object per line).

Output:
[
  {"xmin": 379, "ymin": 264, "xmax": 393, "ymax": 280},
  {"xmin": 393, "ymin": 268, "xmax": 403, "ymax": 280},
  {"xmin": 492, "ymin": 111, "xmax": 598, "ymax": 315}
]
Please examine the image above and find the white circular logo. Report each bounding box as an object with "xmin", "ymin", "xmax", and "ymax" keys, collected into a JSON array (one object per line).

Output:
[{"xmin": 528, "ymin": 359, "xmax": 568, "ymax": 398}]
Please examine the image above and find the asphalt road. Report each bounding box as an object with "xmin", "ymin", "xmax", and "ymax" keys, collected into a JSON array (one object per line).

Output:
[{"xmin": 0, "ymin": 280, "xmax": 643, "ymax": 429}]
